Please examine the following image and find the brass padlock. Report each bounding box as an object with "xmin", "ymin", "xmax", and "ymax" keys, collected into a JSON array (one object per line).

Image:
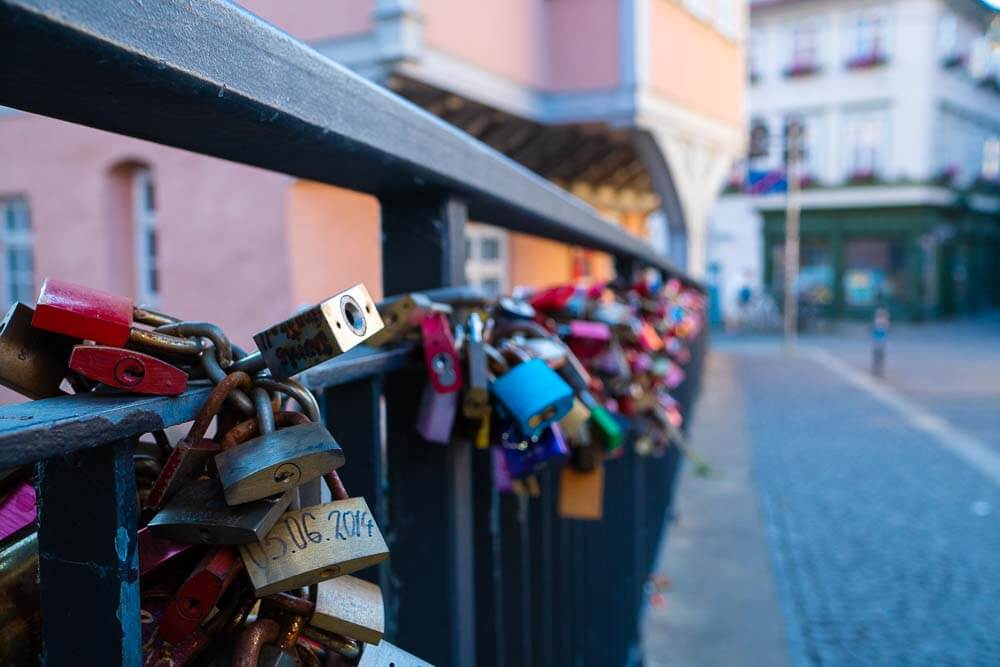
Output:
[
  {"xmin": 367, "ymin": 292, "xmax": 438, "ymax": 347},
  {"xmin": 312, "ymin": 575, "xmax": 385, "ymax": 645},
  {"xmin": 147, "ymin": 478, "xmax": 295, "ymax": 544},
  {"xmin": 215, "ymin": 412, "xmax": 345, "ymax": 507},
  {"xmin": 239, "ymin": 497, "xmax": 389, "ymax": 597},
  {"xmin": 253, "ymin": 284, "xmax": 384, "ymax": 379},
  {"xmin": 558, "ymin": 463, "xmax": 604, "ymax": 521},
  {"xmin": 0, "ymin": 302, "xmax": 76, "ymax": 399}
]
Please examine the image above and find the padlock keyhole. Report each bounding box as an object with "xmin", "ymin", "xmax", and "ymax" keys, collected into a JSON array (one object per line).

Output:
[{"xmin": 114, "ymin": 357, "xmax": 146, "ymax": 387}]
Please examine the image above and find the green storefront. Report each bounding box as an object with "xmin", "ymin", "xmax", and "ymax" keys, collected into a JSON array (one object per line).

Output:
[{"xmin": 761, "ymin": 186, "xmax": 1000, "ymax": 321}]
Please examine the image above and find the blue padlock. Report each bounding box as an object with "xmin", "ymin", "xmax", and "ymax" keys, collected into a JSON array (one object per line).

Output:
[
  {"xmin": 490, "ymin": 358, "xmax": 574, "ymax": 440},
  {"xmin": 500, "ymin": 422, "xmax": 569, "ymax": 479}
]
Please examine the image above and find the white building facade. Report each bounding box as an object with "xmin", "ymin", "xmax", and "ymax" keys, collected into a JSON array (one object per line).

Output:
[{"xmin": 709, "ymin": 0, "xmax": 1000, "ymax": 323}]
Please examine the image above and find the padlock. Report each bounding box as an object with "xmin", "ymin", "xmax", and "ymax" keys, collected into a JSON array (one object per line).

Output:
[
  {"xmin": 590, "ymin": 300, "xmax": 633, "ymax": 328},
  {"xmin": 559, "ymin": 400, "xmax": 601, "ymax": 472},
  {"xmin": 215, "ymin": 418, "xmax": 345, "ymax": 506},
  {"xmin": 415, "ymin": 380, "xmax": 458, "ymax": 444},
  {"xmin": 497, "ymin": 295, "xmax": 535, "ymax": 320},
  {"xmin": 559, "ymin": 463, "xmax": 604, "ymax": 521},
  {"xmin": 500, "ymin": 423, "xmax": 568, "ymax": 480},
  {"xmin": 145, "ymin": 371, "xmax": 252, "ymax": 513},
  {"xmin": 0, "ymin": 482, "xmax": 35, "ymax": 542},
  {"xmin": 356, "ymin": 640, "xmax": 434, "ymax": 666},
  {"xmin": 462, "ymin": 312, "xmax": 490, "ymax": 418},
  {"xmin": 664, "ymin": 335, "xmax": 691, "ymax": 365},
  {"xmin": 233, "ymin": 618, "xmax": 298, "ymax": 667},
  {"xmin": 0, "ymin": 530, "xmax": 41, "ymax": 666},
  {"xmin": 148, "ymin": 478, "xmax": 296, "ymax": 544},
  {"xmin": 490, "ymin": 358, "xmax": 573, "ymax": 440},
  {"xmin": 68, "ymin": 345, "xmax": 187, "ymax": 395},
  {"xmin": 252, "ymin": 283, "xmax": 384, "ymax": 379},
  {"xmin": 311, "ymin": 575, "xmax": 384, "ymax": 646},
  {"xmin": 367, "ymin": 292, "xmax": 444, "ymax": 347},
  {"xmin": 137, "ymin": 526, "xmax": 195, "ymax": 579},
  {"xmin": 31, "ymin": 277, "xmax": 204, "ymax": 358},
  {"xmin": 530, "ymin": 284, "xmax": 584, "ymax": 316},
  {"xmin": 240, "ymin": 497, "xmax": 389, "ymax": 597},
  {"xmin": 636, "ymin": 320, "xmax": 664, "ymax": 352},
  {"xmin": 556, "ymin": 352, "xmax": 624, "ymax": 451},
  {"xmin": 516, "ymin": 336, "xmax": 568, "ymax": 368},
  {"xmin": 158, "ymin": 546, "xmax": 242, "ymax": 644},
  {"xmin": 559, "ymin": 320, "xmax": 611, "ymax": 361},
  {"xmin": 420, "ymin": 311, "xmax": 461, "ymax": 394},
  {"xmin": 0, "ymin": 302, "xmax": 76, "ymax": 399}
]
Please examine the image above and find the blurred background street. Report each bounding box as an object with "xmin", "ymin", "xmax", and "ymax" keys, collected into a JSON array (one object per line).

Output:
[{"xmin": 645, "ymin": 315, "xmax": 1000, "ymax": 665}]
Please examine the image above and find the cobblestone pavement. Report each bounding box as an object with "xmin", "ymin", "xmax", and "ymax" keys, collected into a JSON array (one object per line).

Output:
[{"xmin": 646, "ymin": 318, "xmax": 1000, "ymax": 666}]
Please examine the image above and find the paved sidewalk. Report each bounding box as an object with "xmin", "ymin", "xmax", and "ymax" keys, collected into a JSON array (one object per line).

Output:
[
  {"xmin": 642, "ymin": 351, "xmax": 791, "ymax": 667},
  {"xmin": 644, "ymin": 321, "xmax": 1000, "ymax": 666}
]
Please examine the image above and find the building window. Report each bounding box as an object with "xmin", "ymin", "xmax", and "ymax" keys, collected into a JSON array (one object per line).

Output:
[
  {"xmin": 0, "ymin": 197, "xmax": 34, "ymax": 309},
  {"xmin": 846, "ymin": 11, "xmax": 887, "ymax": 68},
  {"xmin": 983, "ymin": 137, "xmax": 1000, "ymax": 181},
  {"xmin": 785, "ymin": 22, "xmax": 821, "ymax": 77},
  {"xmin": 465, "ymin": 224, "xmax": 508, "ymax": 297},
  {"xmin": 845, "ymin": 112, "xmax": 885, "ymax": 181},
  {"xmin": 133, "ymin": 169, "xmax": 159, "ymax": 305}
]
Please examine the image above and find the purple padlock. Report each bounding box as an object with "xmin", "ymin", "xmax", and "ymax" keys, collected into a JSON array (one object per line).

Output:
[
  {"xmin": 500, "ymin": 423, "xmax": 569, "ymax": 479},
  {"xmin": 416, "ymin": 380, "xmax": 459, "ymax": 444},
  {"xmin": 0, "ymin": 482, "xmax": 36, "ymax": 541}
]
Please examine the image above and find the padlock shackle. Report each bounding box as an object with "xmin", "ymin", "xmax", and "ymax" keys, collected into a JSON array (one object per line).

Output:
[
  {"xmin": 186, "ymin": 371, "xmax": 252, "ymax": 443},
  {"xmin": 132, "ymin": 305, "xmax": 181, "ymax": 327},
  {"xmin": 201, "ymin": 347, "xmax": 255, "ymax": 415},
  {"xmin": 228, "ymin": 350, "xmax": 267, "ymax": 375},
  {"xmin": 156, "ymin": 321, "xmax": 234, "ymax": 369},
  {"xmin": 234, "ymin": 618, "xmax": 281, "ymax": 667},
  {"xmin": 299, "ymin": 626, "xmax": 361, "ymax": 660},
  {"xmin": 128, "ymin": 327, "xmax": 204, "ymax": 358},
  {"xmin": 323, "ymin": 470, "xmax": 349, "ymax": 501},
  {"xmin": 253, "ymin": 378, "xmax": 321, "ymax": 422},
  {"xmin": 253, "ymin": 387, "xmax": 276, "ymax": 435},
  {"xmin": 219, "ymin": 410, "xmax": 311, "ymax": 451}
]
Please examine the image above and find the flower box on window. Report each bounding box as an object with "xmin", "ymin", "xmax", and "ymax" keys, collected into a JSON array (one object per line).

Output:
[
  {"xmin": 847, "ymin": 169, "xmax": 879, "ymax": 185},
  {"xmin": 783, "ymin": 62, "xmax": 821, "ymax": 78},
  {"xmin": 845, "ymin": 52, "xmax": 888, "ymax": 70}
]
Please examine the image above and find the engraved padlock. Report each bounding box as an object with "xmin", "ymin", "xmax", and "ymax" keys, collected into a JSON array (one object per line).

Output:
[
  {"xmin": 252, "ymin": 283, "xmax": 384, "ymax": 379},
  {"xmin": 68, "ymin": 345, "xmax": 187, "ymax": 395},
  {"xmin": 147, "ymin": 478, "xmax": 295, "ymax": 544},
  {"xmin": 490, "ymin": 358, "xmax": 573, "ymax": 440},
  {"xmin": 0, "ymin": 302, "xmax": 76, "ymax": 399},
  {"xmin": 215, "ymin": 405, "xmax": 345, "ymax": 507},
  {"xmin": 239, "ymin": 496, "xmax": 389, "ymax": 597},
  {"xmin": 312, "ymin": 575, "xmax": 385, "ymax": 645},
  {"xmin": 356, "ymin": 640, "xmax": 434, "ymax": 666}
]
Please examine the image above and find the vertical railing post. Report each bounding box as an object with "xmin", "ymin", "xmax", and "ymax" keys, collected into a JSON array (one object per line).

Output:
[
  {"xmin": 380, "ymin": 192, "xmax": 475, "ymax": 666},
  {"xmin": 36, "ymin": 439, "xmax": 140, "ymax": 666}
]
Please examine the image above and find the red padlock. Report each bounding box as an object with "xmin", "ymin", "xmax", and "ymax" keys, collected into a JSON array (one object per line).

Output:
[
  {"xmin": 158, "ymin": 546, "xmax": 242, "ymax": 645},
  {"xmin": 530, "ymin": 284, "xmax": 579, "ymax": 313},
  {"xmin": 420, "ymin": 311, "xmax": 461, "ymax": 394},
  {"xmin": 69, "ymin": 345, "xmax": 188, "ymax": 395},
  {"xmin": 32, "ymin": 278, "xmax": 133, "ymax": 346},
  {"xmin": 561, "ymin": 320, "xmax": 612, "ymax": 361}
]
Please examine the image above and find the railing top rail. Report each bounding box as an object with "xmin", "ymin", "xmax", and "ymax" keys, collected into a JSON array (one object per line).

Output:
[
  {"xmin": 0, "ymin": 345, "xmax": 413, "ymax": 468},
  {"xmin": 0, "ymin": 0, "xmax": 699, "ymax": 288}
]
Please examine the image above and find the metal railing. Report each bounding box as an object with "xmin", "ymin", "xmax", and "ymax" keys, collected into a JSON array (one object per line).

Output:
[{"xmin": 0, "ymin": 1, "xmax": 706, "ymax": 665}]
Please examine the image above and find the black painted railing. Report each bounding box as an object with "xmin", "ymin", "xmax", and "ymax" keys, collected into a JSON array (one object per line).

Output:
[{"xmin": 0, "ymin": 1, "xmax": 705, "ymax": 665}]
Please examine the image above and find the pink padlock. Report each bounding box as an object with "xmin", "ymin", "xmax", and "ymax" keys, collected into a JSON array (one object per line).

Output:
[{"xmin": 0, "ymin": 482, "xmax": 36, "ymax": 541}]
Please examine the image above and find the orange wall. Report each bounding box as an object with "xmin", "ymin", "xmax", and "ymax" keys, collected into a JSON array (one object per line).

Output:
[
  {"xmin": 647, "ymin": 0, "xmax": 744, "ymax": 127},
  {"xmin": 286, "ymin": 181, "xmax": 383, "ymax": 306},
  {"xmin": 236, "ymin": 0, "xmax": 374, "ymax": 42}
]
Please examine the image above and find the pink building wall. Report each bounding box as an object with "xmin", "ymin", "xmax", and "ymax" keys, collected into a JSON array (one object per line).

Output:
[
  {"xmin": 0, "ymin": 114, "xmax": 292, "ymax": 348},
  {"xmin": 236, "ymin": 0, "xmax": 374, "ymax": 43}
]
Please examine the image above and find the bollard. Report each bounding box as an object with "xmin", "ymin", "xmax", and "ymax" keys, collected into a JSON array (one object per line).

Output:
[{"xmin": 871, "ymin": 307, "xmax": 889, "ymax": 377}]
